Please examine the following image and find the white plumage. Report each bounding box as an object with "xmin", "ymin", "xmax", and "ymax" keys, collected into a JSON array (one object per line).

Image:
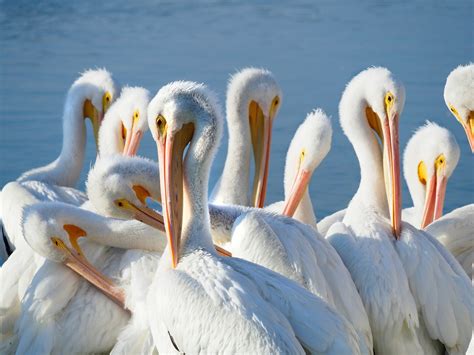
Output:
[
  {"xmin": 266, "ymin": 109, "xmax": 332, "ymax": 229},
  {"xmin": 146, "ymin": 80, "xmax": 361, "ymax": 354},
  {"xmin": 211, "ymin": 67, "xmax": 282, "ymax": 207},
  {"xmin": 444, "ymin": 63, "xmax": 474, "ymax": 152}
]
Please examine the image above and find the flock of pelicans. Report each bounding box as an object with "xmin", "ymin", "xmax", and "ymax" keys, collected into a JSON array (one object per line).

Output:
[{"xmin": 0, "ymin": 63, "xmax": 472, "ymax": 355}]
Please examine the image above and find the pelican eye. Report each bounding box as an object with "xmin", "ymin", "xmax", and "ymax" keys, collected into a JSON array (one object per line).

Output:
[
  {"xmin": 156, "ymin": 114, "xmax": 167, "ymax": 136},
  {"xmin": 435, "ymin": 154, "xmax": 446, "ymax": 169},
  {"xmin": 134, "ymin": 111, "xmax": 139, "ymax": 119},
  {"xmin": 102, "ymin": 91, "xmax": 113, "ymax": 112},
  {"xmin": 385, "ymin": 92, "xmax": 394, "ymax": 107}
]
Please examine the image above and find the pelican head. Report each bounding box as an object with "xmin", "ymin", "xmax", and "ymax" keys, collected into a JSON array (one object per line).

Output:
[
  {"xmin": 86, "ymin": 155, "xmax": 164, "ymax": 230},
  {"xmin": 98, "ymin": 86, "xmax": 150, "ymax": 156},
  {"xmin": 282, "ymin": 109, "xmax": 332, "ymax": 217},
  {"xmin": 69, "ymin": 68, "xmax": 119, "ymax": 149},
  {"xmin": 22, "ymin": 202, "xmax": 125, "ymax": 306},
  {"xmin": 148, "ymin": 81, "xmax": 223, "ymax": 268},
  {"xmin": 403, "ymin": 122, "xmax": 460, "ymax": 228},
  {"xmin": 444, "ymin": 63, "xmax": 474, "ymax": 152},
  {"xmin": 340, "ymin": 67, "xmax": 406, "ymax": 238},
  {"xmin": 227, "ymin": 68, "xmax": 282, "ymax": 207}
]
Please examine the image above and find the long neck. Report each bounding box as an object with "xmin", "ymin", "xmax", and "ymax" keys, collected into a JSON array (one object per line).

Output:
[
  {"xmin": 181, "ymin": 126, "xmax": 218, "ymax": 256},
  {"xmin": 98, "ymin": 108, "xmax": 123, "ymax": 157},
  {"xmin": 18, "ymin": 88, "xmax": 89, "ymax": 187},
  {"xmin": 212, "ymin": 94, "xmax": 251, "ymax": 206},
  {"xmin": 80, "ymin": 210, "xmax": 165, "ymax": 251},
  {"xmin": 343, "ymin": 99, "xmax": 389, "ymax": 217}
]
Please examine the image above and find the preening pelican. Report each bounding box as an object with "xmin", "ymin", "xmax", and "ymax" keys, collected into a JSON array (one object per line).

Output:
[
  {"xmin": 266, "ymin": 109, "xmax": 332, "ymax": 229},
  {"xmin": 403, "ymin": 121, "xmax": 473, "ymax": 278},
  {"xmin": 1, "ymin": 69, "xmax": 118, "ymax": 250},
  {"xmin": 326, "ymin": 67, "xmax": 473, "ymax": 354},
  {"xmin": 0, "ymin": 69, "xmax": 118, "ymax": 347},
  {"xmin": 211, "ymin": 68, "xmax": 282, "ymax": 207},
  {"xmin": 15, "ymin": 200, "xmax": 162, "ymax": 354},
  {"xmin": 145, "ymin": 81, "xmax": 361, "ymax": 354},
  {"xmin": 444, "ymin": 63, "xmax": 474, "ymax": 152}
]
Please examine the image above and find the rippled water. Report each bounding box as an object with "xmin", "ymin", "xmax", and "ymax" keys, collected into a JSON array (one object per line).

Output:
[{"xmin": 0, "ymin": 0, "xmax": 472, "ymax": 217}]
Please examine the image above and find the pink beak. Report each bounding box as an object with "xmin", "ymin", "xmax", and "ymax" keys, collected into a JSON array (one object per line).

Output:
[{"xmin": 282, "ymin": 168, "xmax": 312, "ymax": 217}]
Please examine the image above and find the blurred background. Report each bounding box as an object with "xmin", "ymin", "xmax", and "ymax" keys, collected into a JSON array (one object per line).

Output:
[{"xmin": 0, "ymin": 0, "xmax": 472, "ymax": 217}]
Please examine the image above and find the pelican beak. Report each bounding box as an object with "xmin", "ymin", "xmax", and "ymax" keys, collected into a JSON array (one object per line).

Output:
[
  {"xmin": 116, "ymin": 198, "xmax": 165, "ymax": 232},
  {"xmin": 462, "ymin": 111, "xmax": 474, "ymax": 153},
  {"xmin": 282, "ymin": 166, "xmax": 312, "ymax": 217},
  {"xmin": 157, "ymin": 122, "xmax": 195, "ymax": 268},
  {"xmin": 52, "ymin": 225, "xmax": 126, "ymax": 308},
  {"xmin": 123, "ymin": 113, "xmax": 143, "ymax": 156},
  {"xmin": 382, "ymin": 112, "xmax": 402, "ymax": 238},
  {"xmin": 83, "ymin": 99, "xmax": 102, "ymax": 151},
  {"xmin": 420, "ymin": 157, "xmax": 447, "ymax": 228},
  {"xmin": 249, "ymin": 101, "xmax": 273, "ymax": 208}
]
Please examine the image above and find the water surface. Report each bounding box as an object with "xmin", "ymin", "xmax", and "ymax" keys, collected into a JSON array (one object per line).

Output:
[{"xmin": 1, "ymin": 0, "xmax": 472, "ymax": 217}]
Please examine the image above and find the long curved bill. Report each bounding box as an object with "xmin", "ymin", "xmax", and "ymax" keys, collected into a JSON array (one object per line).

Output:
[
  {"xmin": 123, "ymin": 115, "xmax": 144, "ymax": 156},
  {"xmin": 282, "ymin": 168, "xmax": 312, "ymax": 217},
  {"xmin": 250, "ymin": 102, "xmax": 273, "ymax": 208},
  {"xmin": 83, "ymin": 99, "xmax": 103, "ymax": 151},
  {"xmin": 462, "ymin": 112, "xmax": 474, "ymax": 153},
  {"xmin": 381, "ymin": 114, "xmax": 401, "ymax": 238},
  {"xmin": 420, "ymin": 166, "xmax": 447, "ymax": 228},
  {"xmin": 118, "ymin": 199, "xmax": 165, "ymax": 232},
  {"xmin": 56, "ymin": 228, "xmax": 126, "ymax": 309},
  {"xmin": 157, "ymin": 123, "xmax": 194, "ymax": 268}
]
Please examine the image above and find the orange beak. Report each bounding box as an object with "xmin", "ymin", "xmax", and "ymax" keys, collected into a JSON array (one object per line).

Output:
[
  {"xmin": 461, "ymin": 112, "xmax": 474, "ymax": 153},
  {"xmin": 117, "ymin": 199, "xmax": 166, "ymax": 232},
  {"xmin": 55, "ymin": 226, "xmax": 126, "ymax": 309},
  {"xmin": 250, "ymin": 102, "xmax": 273, "ymax": 208},
  {"xmin": 157, "ymin": 123, "xmax": 194, "ymax": 268},
  {"xmin": 123, "ymin": 114, "xmax": 143, "ymax": 156},
  {"xmin": 420, "ymin": 165, "xmax": 447, "ymax": 228},
  {"xmin": 282, "ymin": 168, "xmax": 312, "ymax": 217},
  {"xmin": 382, "ymin": 113, "xmax": 402, "ymax": 238}
]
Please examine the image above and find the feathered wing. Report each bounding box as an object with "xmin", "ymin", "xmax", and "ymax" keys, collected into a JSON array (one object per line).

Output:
[
  {"xmin": 326, "ymin": 222, "xmax": 423, "ymax": 355},
  {"xmin": 226, "ymin": 256, "xmax": 362, "ymax": 354},
  {"xmin": 231, "ymin": 212, "xmax": 332, "ymax": 301},
  {"xmin": 0, "ymin": 248, "xmax": 38, "ymax": 345},
  {"xmin": 150, "ymin": 250, "xmax": 360, "ymax": 354},
  {"xmin": 395, "ymin": 223, "xmax": 473, "ymax": 355},
  {"xmin": 231, "ymin": 212, "xmax": 373, "ymax": 353},
  {"xmin": 112, "ymin": 250, "xmax": 160, "ymax": 355},
  {"xmin": 15, "ymin": 261, "xmax": 81, "ymax": 354},
  {"xmin": 425, "ymin": 204, "xmax": 474, "ymax": 278}
]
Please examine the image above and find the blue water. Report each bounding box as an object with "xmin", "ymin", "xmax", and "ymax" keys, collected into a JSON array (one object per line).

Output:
[{"xmin": 1, "ymin": 0, "xmax": 472, "ymax": 217}]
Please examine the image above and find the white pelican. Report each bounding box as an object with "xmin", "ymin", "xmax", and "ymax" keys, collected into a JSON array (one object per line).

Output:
[
  {"xmin": 0, "ymin": 80, "xmax": 155, "ymax": 350},
  {"xmin": 402, "ymin": 121, "xmax": 460, "ymax": 227},
  {"xmin": 444, "ymin": 63, "xmax": 474, "ymax": 152},
  {"xmin": 0, "ymin": 69, "xmax": 118, "ymax": 345},
  {"xmin": 326, "ymin": 67, "xmax": 473, "ymax": 354},
  {"xmin": 266, "ymin": 108, "xmax": 332, "ymax": 229},
  {"xmin": 98, "ymin": 86, "xmax": 150, "ymax": 157},
  {"xmin": 145, "ymin": 80, "xmax": 361, "ymax": 354},
  {"xmin": 403, "ymin": 122, "xmax": 473, "ymax": 278},
  {"xmin": 15, "ymin": 200, "xmax": 162, "ymax": 354},
  {"xmin": 1, "ymin": 69, "xmax": 118, "ymax": 250},
  {"xmin": 211, "ymin": 68, "xmax": 282, "ymax": 207}
]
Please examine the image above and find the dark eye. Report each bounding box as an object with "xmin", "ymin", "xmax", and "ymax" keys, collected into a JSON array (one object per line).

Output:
[
  {"xmin": 118, "ymin": 201, "xmax": 123, "ymax": 207},
  {"xmin": 451, "ymin": 107, "xmax": 455, "ymax": 112},
  {"xmin": 387, "ymin": 96, "xmax": 392, "ymax": 102}
]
